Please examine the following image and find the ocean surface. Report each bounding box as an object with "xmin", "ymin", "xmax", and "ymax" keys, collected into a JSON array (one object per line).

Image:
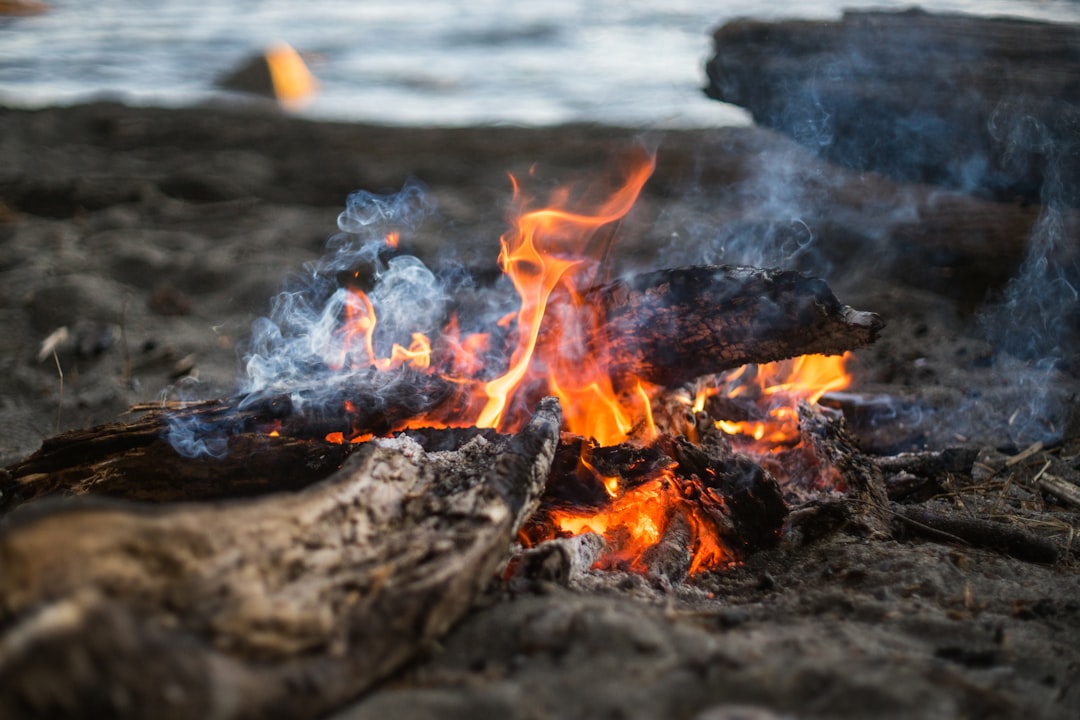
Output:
[{"xmin": 2, "ymin": 0, "xmax": 1079, "ymax": 127}]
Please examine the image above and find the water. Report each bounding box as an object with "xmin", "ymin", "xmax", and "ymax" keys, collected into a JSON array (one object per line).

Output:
[{"xmin": 2, "ymin": 1, "xmax": 1079, "ymax": 126}]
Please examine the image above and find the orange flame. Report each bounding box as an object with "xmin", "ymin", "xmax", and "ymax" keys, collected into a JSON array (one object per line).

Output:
[
  {"xmin": 550, "ymin": 470, "xmax": 734, "ymax": 573},
  {"xmin": 578, "ymin": 447, "xmax": 621, "ymax": 498},
  {"xmin": 335, "ymin": 288, "xmax": 433, "ymax": 373},
  {"xmin": 704, "ymin": 353, "xmax": 853, "ymax": 447},
  {"xmin": 316, "ymin": 153, "xmax": 658, "ymax": 446},
  {"xmin": 475, "ymin": 153, "xmax": 656, "ymax": 436},
  {"xmin": 439, "ymin": 315, "xmax": 491, "ymax": 378}
]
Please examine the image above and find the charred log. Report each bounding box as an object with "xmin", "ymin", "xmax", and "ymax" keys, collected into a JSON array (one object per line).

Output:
[
  {"xmin": 876, "ymin": 448, "xmax": 980, "ymax": 502},
  {"xmin": 0, "ymin": 412, "xmax": 349, "ymax": 513},
  {"xmin": 590, "ymin": 265, "xmax": 882, "ymax": 391},
  {"xmin": 0, "ymin": 398, "xmax": 561, "ymax": 720},
  {"xmin": 0, "ymin": 405, "xmax": 347, "ymax": 514},
  {"xmin": 670, "ymin": 437, "xmax": 787, "ymax": 554},
  {"xmin": 541, "ymin": 435, "xmax": 679, "ymax": 510},
  {"xmin": 795, "ymin": 401, "xmax": 892, "ymax": 538}
]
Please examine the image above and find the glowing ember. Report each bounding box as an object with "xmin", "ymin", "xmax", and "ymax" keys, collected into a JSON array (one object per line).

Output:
[
  {"xmin": 698, "ymin": 353, "xmax": 853, "ymax": 448},
  {"xmin": 549, "ymin": 471, "xmax": 735, "ymax": 574},
  {"xmin": 536, "ymin": 353, "xmax": 852, "ymax": 574}
]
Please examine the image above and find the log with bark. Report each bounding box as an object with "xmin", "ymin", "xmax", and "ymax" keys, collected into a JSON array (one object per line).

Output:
[
  {"xmin": 1, "ymin": 265, "xmax": 880, "ymax": 512},
  {"xmin": 0, "ymin": 398, "xmax": 561, "ymax": 720},
  {"xmin": 590, "ymin": 265, "xmax": 880, "ymax": 391},
  {"xmin": 704, "ymin": 9, "xmax": 1080, "ymax": 205}
]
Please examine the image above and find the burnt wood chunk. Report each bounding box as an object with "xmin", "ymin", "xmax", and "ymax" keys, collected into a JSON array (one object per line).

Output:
[
  {"xmin": 0, "ymin": 398, "xmax": 561, "ymax": 720},
  {"xmin": 705, "ymin": 10, "xmax": 1080, "ymax": 204},
  {"xmin": 590, "ymin": 265, "xmax": 881, "ymax": 390},
  {"xmin": 670, "ymin": 436, "xmax": 788, "ymax": 555},
  {"xmin": 797, "ymin": 401, "xmax": 892, "ymax": 538},
  {"xmin": 0, "ymin": 405, "xmax": 350, "ymax": 513}
]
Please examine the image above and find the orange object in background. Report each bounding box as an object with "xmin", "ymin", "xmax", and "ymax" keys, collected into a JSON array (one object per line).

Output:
[
  {"xmin": 264, "ymin": 42, "xmax": 318, "ymax": 106},
  {"xmin": 218, "ymin": 42, "xmax": 318, "ymax": 108},
  {"xmin": 0, "ymin": 0, "xmax": 50, "ymax": 16}
]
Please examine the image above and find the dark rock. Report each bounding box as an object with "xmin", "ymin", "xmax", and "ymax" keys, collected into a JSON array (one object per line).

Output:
[{"xmin": 705, "ymin": 10, "xmax": 1080, "ymax": 206}]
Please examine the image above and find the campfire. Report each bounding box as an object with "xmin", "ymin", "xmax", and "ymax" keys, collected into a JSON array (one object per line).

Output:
[
  {"xmin": 6, "ymin": 144, "xmax": 1066, "ymax": 719},
  {"xmin": 5, "ymin": 7, "xmax": 1079, "ymax": 714},
  {"xmin": 158, "ymin": 146, "xmax": 879, "ymax": 577}
]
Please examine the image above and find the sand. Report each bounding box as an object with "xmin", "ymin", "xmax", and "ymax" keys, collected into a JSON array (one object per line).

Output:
[{"xmin": 1, "ymin": 101, "xmax": 1078, "ymax": 718}]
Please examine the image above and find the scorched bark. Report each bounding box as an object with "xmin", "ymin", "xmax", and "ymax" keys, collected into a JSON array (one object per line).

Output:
[{"xmin": 590, "ymin": 265, "xmax": 882, "ymax": 391}]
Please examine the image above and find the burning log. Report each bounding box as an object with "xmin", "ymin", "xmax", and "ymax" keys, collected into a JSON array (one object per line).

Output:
[
  {"xmin": 591, "ymin": 265, "xmax": 881, "ymax": 391},
  {"xmin": 705, "ymin": 9, "xmax": 1080, "ymax": 204},
  {"xmin": 531, "ymin": 433, "xmax": 788, "ymax": 580},
  {"xmin": 0, "ymin": 398, "xmax": 561, "ymax": 720},
  {"xmin": 2, "ymin": 264, "xmax": 879, "ymax": 512}
]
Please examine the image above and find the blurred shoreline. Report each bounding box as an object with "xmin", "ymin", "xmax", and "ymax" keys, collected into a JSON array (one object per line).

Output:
[{"xmin": 4, "ymin": 1, "xmax": 1079, "ymax": 128}]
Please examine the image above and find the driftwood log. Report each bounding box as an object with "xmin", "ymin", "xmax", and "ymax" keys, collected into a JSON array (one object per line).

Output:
[
  {"xmin": 0, "ymin": 398, "xmax": 561, "ymax": 720},
  {"xmin": 705, "ymin": 9, "xmax": 1080, "ymax": 205},
  {"xmin": 2, "ymin": 264, "xmax": 879, "ymax": 511}
]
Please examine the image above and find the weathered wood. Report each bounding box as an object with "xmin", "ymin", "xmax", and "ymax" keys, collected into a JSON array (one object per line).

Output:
[
  {"xmin": 590, "ymin": 265, "xmax": 881, "ymax": 391},
  {"xmin": 1033, "ymin": 473, "xmax": 1080, "ymax": 510},
  {"xmin": 508, "ymin": 532, "xmax": 606, "ymax": 590},
  {"xmin": 0, "ymin": 397, "xmax": 561, "ymax": 720},
  {"xmin": 705, "ymin": 9, "xmax": 1080, "ymax": 205}
]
